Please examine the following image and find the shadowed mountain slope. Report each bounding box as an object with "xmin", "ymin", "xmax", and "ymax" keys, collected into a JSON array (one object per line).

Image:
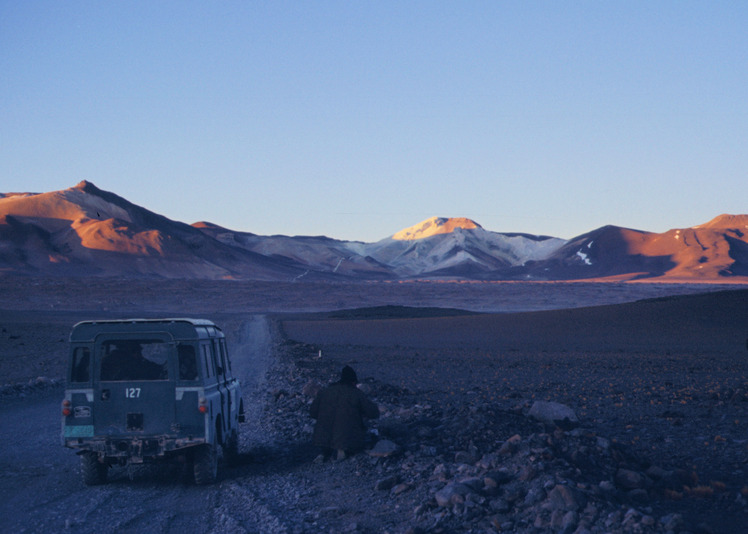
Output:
[{"xmin": 193, "ymin": 221, "xmax": 393, "ymax": 278}]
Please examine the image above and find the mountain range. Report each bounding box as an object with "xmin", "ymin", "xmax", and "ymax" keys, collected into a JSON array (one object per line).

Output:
[{"xmin": 1, "ymin": 181, "xmax": 746, "ymax": 282}]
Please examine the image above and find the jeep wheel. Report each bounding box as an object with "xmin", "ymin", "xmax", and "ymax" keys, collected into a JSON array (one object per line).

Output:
[
  {"xmin": 193, "ymin": 444, "xmax": 217, "ymax": 485},
  {"xmin": 223, "ymin": 430, "xmax": 239, "ymax": 467},
  {"xmin": 81, "ymin": 452, "xmax": 107, "ymax": 486}
]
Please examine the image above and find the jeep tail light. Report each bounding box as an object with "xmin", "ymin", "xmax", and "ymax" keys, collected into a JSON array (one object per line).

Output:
[
  {"xmin": 62, "ymin": 399, "xmax": 72, "ymax": 417},
  {"xmin": 198, "ymin": 397, "xmax": 208, "ymax": 414}
]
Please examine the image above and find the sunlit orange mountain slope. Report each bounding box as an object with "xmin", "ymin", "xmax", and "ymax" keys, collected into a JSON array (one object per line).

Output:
[
  {"xmin": 0, "ymin": 181, "xmax": 310, "ymax": 279},
  {"xmin": 527, "ymin": 215, "xmax": 748, "ymax": 281}
]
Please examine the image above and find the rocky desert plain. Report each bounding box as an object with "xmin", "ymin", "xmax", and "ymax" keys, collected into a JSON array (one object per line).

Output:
[{"xmin": 1, "ymin": 277, "xmax": 748, "ymax": 534}]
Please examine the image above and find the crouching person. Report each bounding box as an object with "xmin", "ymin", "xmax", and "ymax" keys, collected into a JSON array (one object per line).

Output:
[{"xmin": 310, "ymin": 365, "xmax": 379, "ymax": 461}]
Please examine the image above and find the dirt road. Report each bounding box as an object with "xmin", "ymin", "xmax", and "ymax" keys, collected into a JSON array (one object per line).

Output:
[{"xmin": 0, "ymin": 315, "xmax": 296, "ymax": 534}]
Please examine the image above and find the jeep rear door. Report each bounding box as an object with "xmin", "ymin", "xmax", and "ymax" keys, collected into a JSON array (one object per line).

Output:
[{"xmin": 94, "ymin": 335, "xmax": 175, "ymax": 437}]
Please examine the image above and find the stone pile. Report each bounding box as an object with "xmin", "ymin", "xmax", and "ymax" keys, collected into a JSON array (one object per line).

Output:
[
  {"xmin": 356, "ymin": 395, "xmax": 704, "ymax": 533},
  {"xmin": 0, "ymin": 376, "xmax": 62, "ymax": 397},
  {"xmin": 407, "ymin": 426, "xmax": 690, "ymax": 532}
]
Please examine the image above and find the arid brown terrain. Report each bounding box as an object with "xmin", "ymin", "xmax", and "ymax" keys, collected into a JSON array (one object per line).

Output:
[{"xmin": 1, "ymin": 278, "xmax": 747, "ymax": 532}]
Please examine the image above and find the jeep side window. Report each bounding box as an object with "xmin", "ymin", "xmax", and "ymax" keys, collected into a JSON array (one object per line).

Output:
[
  {"xmin": 201, "ymin": 343, "xmax": 214, "ymax": 378},
  {"xmin": 212, "ymin": 339, "xmax": 224, "ymax": 377},
  {"xmin": 219, "ymin": 339, "xmax": 232, "ymax": 376},
  {"xmin": 71, "ymin": 347, "xmax": 91, "ymax": 383},
  {"xmin": 178, "ymin": 345, "xmax": 198, "ymax": 381}
]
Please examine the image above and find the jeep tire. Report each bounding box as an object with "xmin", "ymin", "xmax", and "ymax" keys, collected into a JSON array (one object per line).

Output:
[
  {"xmin": 81, "ymin": 452, "xmax": 107, "ymax": 486},
  {"xmin": 193, "ymin": 444, "xmax": 217, "ymax": 485}
]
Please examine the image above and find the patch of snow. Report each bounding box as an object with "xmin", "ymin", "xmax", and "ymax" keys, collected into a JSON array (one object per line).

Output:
[
  {"xmin": 343, "ymin": 241, "xmax": 368, "ymax": 255},
  {"xmin": 576, "ymin": 250, "xmax": 592, "ymax": 265},
  {"xmin": 392, "ymin": 217, "xmax": 480, "ymax": 241}
]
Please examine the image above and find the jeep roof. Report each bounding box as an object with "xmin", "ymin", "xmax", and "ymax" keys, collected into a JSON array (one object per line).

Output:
[{"xmin": 70, "ymin": 318, "xmax": 222, "ymax": 342}]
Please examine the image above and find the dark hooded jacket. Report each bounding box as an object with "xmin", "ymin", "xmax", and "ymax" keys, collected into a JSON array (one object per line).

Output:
[{"xmin": 310, "ymin": 368, "xmax": 379, "ymax": 452}]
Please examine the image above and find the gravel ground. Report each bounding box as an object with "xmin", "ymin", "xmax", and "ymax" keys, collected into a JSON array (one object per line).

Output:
[{"xmin": 1, "ymin": 283, "xmax": 746, "ymax": 533}]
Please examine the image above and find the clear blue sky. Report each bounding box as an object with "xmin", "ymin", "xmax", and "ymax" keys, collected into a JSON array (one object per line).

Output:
[{"xmin": 2, "ymin": 2, "xmax": 746, "ymax": 242}]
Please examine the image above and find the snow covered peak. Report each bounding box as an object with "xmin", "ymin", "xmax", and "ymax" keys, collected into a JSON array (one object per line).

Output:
[{"xmin": 392, "ymin": 217, "xmax": 482, "ymax": 241}]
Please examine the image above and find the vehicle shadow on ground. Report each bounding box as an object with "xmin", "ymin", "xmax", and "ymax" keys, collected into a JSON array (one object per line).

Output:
[
  {"xmin": 87, "ymin": 439, "xmax": 318, "ymax": 487},
  {"xmin": 232, "ymin": 441, "xmax": 319, "ymax": 476},
  {"xmin": 101, "ymin": 463, "xmax": 193, "ymax": 486}
]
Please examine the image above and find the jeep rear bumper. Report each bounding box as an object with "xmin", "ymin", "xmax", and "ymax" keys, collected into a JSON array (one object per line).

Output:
[{"xmin": 64, "ymin": 436, "xmax": 207, "ymax": 461}]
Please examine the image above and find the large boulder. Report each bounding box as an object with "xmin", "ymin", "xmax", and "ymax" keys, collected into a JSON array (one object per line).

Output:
[{"xmin": 527, "ymin": 401, "xmax": 579, "ymax": 429}]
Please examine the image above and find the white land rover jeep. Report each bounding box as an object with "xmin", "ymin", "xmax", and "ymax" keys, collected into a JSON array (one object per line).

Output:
[{"xmin": 62, "ymin": 318, "xmax": 245, "ymax": 485}]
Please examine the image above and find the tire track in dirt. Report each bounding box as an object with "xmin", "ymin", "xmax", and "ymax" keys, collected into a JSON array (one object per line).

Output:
[{"xmin": 229, "ymin": 314, "xmax": 275, "ymax": 447}]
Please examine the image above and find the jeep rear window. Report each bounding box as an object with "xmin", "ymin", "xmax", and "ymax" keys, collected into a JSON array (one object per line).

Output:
[{"xmin": 100, "ymin": 339, "xmax": 170, "ymax": 381}]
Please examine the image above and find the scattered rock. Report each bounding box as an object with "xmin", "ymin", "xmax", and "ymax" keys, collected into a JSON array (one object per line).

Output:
[
  {"xmin": 368, "ymin": 439, "xmax": 400, "ymax": 458},
  {"xmin": 434, "ymin": 482, "xmax": 473, "ymax": 507},
  {"xmin": 374, "ymin": 476, "xmax": 398, "ymax": 491},
  {"xmin": 391, "ymin": 482, "xmax": 411, "ymax": 495},
  {"xmin": 547, "ymin": 484, "xmax": 584, "ymax": 512},
  {"xmin": 616, "ymin": 468, "xmax": 648, "ymax": 490},
  {"xmin": 301, "ymin": 380, "xmax": 322, "ymax": 398},
  {"xmin": 498, "ymin": 434, "xmax": 522, "ymax": 455}
]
